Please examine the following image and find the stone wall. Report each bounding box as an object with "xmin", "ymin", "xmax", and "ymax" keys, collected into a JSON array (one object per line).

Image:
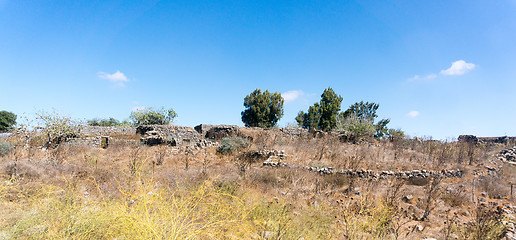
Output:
[
  {"xmin": 77, "ymin": 126, "xmax": 136, "ymax": 137},
  {"xmin": 64, "ymin": 137, "xmax": 138, "ymax": 148},
  {"xmin": 458, "ymin": 134, "xmax": 516, "ymax": 144}
]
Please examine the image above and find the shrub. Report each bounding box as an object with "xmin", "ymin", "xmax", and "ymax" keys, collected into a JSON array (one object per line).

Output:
[
  {"xmin": 0, "ymin": 140, "xmax": 14, "ymax": 157},
  {"xmin": 342, "ymin": 101, "xmax": 391, "ymax": 139},
  {"xmin": 129, "ymin": 107, "xmax": 177, "ymax": 126},
  {"xmin": 217, "ymin": 136, "xmax": 249, "ymax": 155},
  {"xmin": 336, "ymin": 113, "xmax": 376, "ymax": 142},
  {"xmin": 36, "ymin": 111, "xmax": 78, "ymax": 147}
]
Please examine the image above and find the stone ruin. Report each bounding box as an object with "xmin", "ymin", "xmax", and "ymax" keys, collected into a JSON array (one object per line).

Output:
[
  {"xmin": 194, "ymin": 124, "xmax": 240, "ymax": 140},
  {"xmin": 458, "ymin": 134, "xmax": 516, "ymax": 144},
  {"xmin": 498, "ymin": 146, "xmax": 516, "ymax": 165}
]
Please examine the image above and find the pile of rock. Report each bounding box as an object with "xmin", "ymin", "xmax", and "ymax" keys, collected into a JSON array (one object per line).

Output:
[
  {"xmin": 306, "ymin": 166, "xmax": 334, "ymax": 174},
  {"xmin": 306, "ymin": 167, "xmax": 463, "ymax": 179},
  {"xmin": 263, "ymin": 159, "xmax": 288, "ymax": 167},
  {"xmin": 262, "ymin": 150, "xmax": 288, "ymax": 167},
  {"xmin": 280, "ymin": 128, "xmax": 309, "ymax": 138},
  {"xmin": 498, "ymin": 146, "xmax": 516, "ymax": 165}
]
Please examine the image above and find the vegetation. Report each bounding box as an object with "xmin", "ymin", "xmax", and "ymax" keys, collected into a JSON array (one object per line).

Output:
[
  {"xmin": 342, "ymin": 101, "xmax": 392, "ymax": 139},
  {"xmin": 296, "ymin": 90, "xmax": 394, "ymax": 142},
  {"xmin": 241, "ymin": 89, "xmax": 284, "ymax": 128},
  {"xmin": 217, "ymin": 136, "xmax": 249, "ymax": 155},
  {"xmin": 87, "ymin": 117, "xmax": 131, "ymax": 127},
  {"xmin": 0, "ymin": 110, "xmax": 16, "ymax": 132},
  {"xmin": 129, "ymin": 107, "xmax": 177, "ymax": 126},
  {"xmin": 336, "ymin": 113, "xmax": 376, "ymax": 142},
  {"xmin": 0, "ymin": 124, "xmax": 513, "ymax": 239},
  {"xmin": 36, "ymin": 111, "xmax": 78, "ymax": 147},
  {"xmin": 296, "ymin": 87, "xmax": 343, "ymax": 131},
  {"xmin": 0, "ymin": 139, "xmax": 13, "ymax": 157}
]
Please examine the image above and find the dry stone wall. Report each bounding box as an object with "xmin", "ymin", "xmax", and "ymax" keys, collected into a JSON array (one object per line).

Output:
[
  {"xmin": 458, "ymin": 134, "xmax": 516, "ymax": 144},
  {"xmin": 77, "ymin": 126, "xmax": 136, "ymax": 137}
]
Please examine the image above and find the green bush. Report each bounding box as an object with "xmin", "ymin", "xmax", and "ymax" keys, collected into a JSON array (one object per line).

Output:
[
  {"xmin": 0, "ymin": 140, "xmax": 14, "ymax": 157},
  {"xmin": 217, "ymin": 137, "xmax": 249, "ymax": 155},
  {"xmin": 130, "ymin": 107, "xmax": 177, "ymax": 126}
]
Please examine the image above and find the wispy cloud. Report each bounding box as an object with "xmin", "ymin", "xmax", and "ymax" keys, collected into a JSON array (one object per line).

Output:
[
  {"xmin": 440, "ymin": 60, "xmax": 475, "ymax": 76},
  {"xmin": 98, "ymin": 70, "xmax": 129, "ymax": 87},
  {"xmin": 282, "ymin": 90, "xmax": 304, "ymax": 103},
  {"xmin": 407, "ymin": 110, "xmax": 420, "ymax": 118},
  {"xmin": 408, "ymin": 74, "xmax": 437, "ymax": 82}
]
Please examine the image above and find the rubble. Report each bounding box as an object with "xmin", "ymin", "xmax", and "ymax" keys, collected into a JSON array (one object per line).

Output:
[{"xmin": 498, "ymin": 146, "xmax": 516, "ymax": 165}]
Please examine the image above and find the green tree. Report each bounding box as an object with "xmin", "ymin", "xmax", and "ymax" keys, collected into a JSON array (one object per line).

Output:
[
  {"xmin": 319, "ymin": 87, "xmax": 343, "ymax": 131},
  {"xmin": 241, "ymin": 89, "xmax": 284, "ymax": 128},
  {"xmin": 0, "ymin": 111, "xmax": 17, "ymax": 132},
  {"xmin": 129, "ymin": 107, "xmax": 177, "ymax": 126},
  {"xmin": 296, "ymin": 87, "xmax": 342, "ymax": 131},
  {"xmin": 343, "ymin": 101, "xmax": 379, "ymax": 121},
  {"xmin": 343, "ymin": 101, "xmax": 391, "ymax": 139},
  {"xmin": 296, "ymin": 103, "xmax": 321, "ymax": 130}
]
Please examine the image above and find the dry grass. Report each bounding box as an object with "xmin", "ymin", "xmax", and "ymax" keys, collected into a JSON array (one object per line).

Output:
[{"xmin": 0, "ymin": 131, "xmax": 514, "ymax": 239}]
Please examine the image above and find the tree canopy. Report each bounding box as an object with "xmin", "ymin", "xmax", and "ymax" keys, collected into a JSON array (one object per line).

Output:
[
  {"xmin": 296, "ymin": 87, "xmax": 342, "ymax": 131},
  {"xmin": 241, "ymin": 89, "xmax": 284, "ymax": 128},
  {"xmin": 0, "ymin": 111, "xmax": 16, "ymax": 132}
]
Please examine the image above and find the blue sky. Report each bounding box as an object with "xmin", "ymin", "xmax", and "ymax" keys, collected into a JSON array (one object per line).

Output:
[{"xmin": 1, "ymin": 0, "xmax": 515, "ymax": 139}]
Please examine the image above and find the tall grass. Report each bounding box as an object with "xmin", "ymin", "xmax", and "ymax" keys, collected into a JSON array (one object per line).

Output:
[{"xmin": 1, "ymin": 171, "xmax": 334, "ymax": 239}]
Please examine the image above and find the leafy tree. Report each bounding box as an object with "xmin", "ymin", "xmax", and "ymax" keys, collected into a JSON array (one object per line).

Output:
[
  {"xmin": 0, "ymin": 111, "xmax": 16, "ymax": 132},
  {"xmin": 241, "ymin": 89, "xmax": 284, "ymax": 128},
  {"xmin": 87, "ymin": 118, "xmax": 131, "ymax": 127},
  {"xmin": 343, "ymin": 101, "xmax": 379, "ymax": 121},
  {"xmin": 343, "ymin": 101, "xmax": 391, "ymax": 139},
  {"xmin": 130, "ymin": 107, "xmax": 177, "ymax": 126},
  {"xmin": 296, "ymin": 87, "xmax": 342, "ymax": 131}
]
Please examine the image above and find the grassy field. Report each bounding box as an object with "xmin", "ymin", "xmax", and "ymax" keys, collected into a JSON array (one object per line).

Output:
[{"xmin": 0, "ymin": 129, "xmax": 514, "ymax": 239}]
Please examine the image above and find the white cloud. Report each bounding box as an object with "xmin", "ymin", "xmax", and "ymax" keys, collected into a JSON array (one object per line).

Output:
[
  {"xmin": 408, "ymin": 74, "xmax": 437, "ymax": 82},
  {"xmin": 440, "ymin": 60, "xmax": 475, "ymax": 76},
  {"xmin": 98, "ymin": 70, "xmax": 129, "ymax": 87},
  {"xmin": 407, "ymin": 110, "xmax": 420, "ymax": 118},
  {"xmin": 282, "ymin": 90, "xmax": 304, "ymax": 103}
]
